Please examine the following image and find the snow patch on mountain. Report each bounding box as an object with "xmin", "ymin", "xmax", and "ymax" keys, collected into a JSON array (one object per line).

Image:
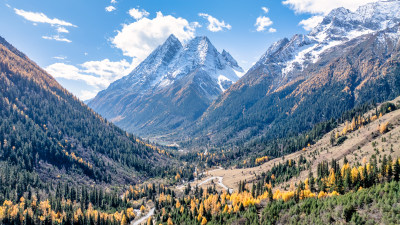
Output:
[
  {"xmin": 106, "ymin": 34, "xmax": 243, "ymax": 102},
  {"xmin": 278, "ymin": 0, "xmax": 400, "ymax": 75}
]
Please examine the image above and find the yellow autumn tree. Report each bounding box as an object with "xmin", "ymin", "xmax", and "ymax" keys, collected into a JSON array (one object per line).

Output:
[
  {"xmin": 121, "ymin": 214, "xmax": 128, "ymax": 225},
  {"xmin": 379, "ymin": 122, "xmax": 389, "ymax": 134},
  {"xmin": 140, "ymin": 205, "xmax": 146, "ymax": 213},
  {"xmin": 351, "ymin": 117, "xmax": 356, "ymax": 131},
  {"xmin": 318, "ymin": 191, "xmax": 327, "ymax": 199},
  {"xmin": 327, "ymin": 169, "xmax": 336, "ymax": 187},
  {"xmin": 147, "ymin": 216, "xmax": 152, "ymax": 225},
  {"xmin": 201, "ymin": 217, "xmax": 207, "ymax": 225}
]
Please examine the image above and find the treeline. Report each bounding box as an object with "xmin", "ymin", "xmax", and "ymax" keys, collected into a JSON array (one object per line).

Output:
[
  {"xmin": 182, "ymin": 99, "xmax": 398, "ymax": 170},
  {"xmin": 261, "ymin": 180, "xmax": 400, "ymax": 224},
  {"xmin": 160, "ymin": 154, "xmax": 400, "ymax": 225},
  {"xmin": 0, "ymin": 163, "xmax": 136, "ymax": 225},
  {"xmin": 238, "ymin": 155, "xmax": 309, "ymax": 197}
]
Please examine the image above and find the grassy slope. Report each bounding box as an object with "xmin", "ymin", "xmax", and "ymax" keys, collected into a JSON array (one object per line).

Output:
[{"xmin": 188, "ymin": 96, "xmax": 400, "ymax": 193}]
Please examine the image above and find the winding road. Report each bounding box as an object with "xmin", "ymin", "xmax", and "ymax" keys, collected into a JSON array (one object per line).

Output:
[
  {"xmin": 197, "ymin": 176, "xmax": 233, "ymax": 193},
  {"xmin": 131, "ymin": 208, "xmax": 155, "ymax": 225}
]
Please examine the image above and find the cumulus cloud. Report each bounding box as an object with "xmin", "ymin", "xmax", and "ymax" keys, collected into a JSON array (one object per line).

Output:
[
  {"xmin": 268, "ymin": 27, "xmax": 277, "ymax": 33},
  {"xmin": 198, "ymin": 13, "xmax": 231, "ymax": 32},
  {"xmin": 283, "ymin": 0, "xmax": 379, "ymax": 30},
  {"xmin": 46, "ymin": 63, "xmax": 100, "ymax": 86},
  {"xmin": 105, "ymin": 6, "xmax": 116, "ymax": 12},
  {"xmin": 298, "ymin": 15, "xmax": 324, "ymax": 31},
  {"xmin": 80, "ymin": 59, "xmax": 135, "ymax": 81},
  {"xmin": 111, "ymin": 0, "xmax": 117, "ymax": 3},
  {"xmin": 112, "ymin": 11, "xmax": 198, "ymax": 62},
  {"xmin": 255, "ymin": 16, "xmax": 273, "ymax": 32},
  {"xmin": 129, "ymin": 8, "xmax": 150, "ymax": 20},
  {"xmin": 46, "ymin": 59, "xmax": 135, "ymax": 92}
]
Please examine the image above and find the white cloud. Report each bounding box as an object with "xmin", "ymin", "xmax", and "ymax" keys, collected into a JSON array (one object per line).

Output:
[
  {"xmin": 53, "ymin": 56, "xmax": 67, "ymax": 60},
  {"xmin": 112, "ymin": 11, "xmax": 198, "ymax": 62},
  {"xmin": 282, "ymin": 0, "xmax": 379, "ymax": 15},
  {"xmin": 255, "ymin": 16, "xmax": 273, "ymax": 32},
  {"xmin": 129, "ymin": 8, "xmax": 150, "ymax": 20},
  {"xmin": 111, "ymin": 0, "xmax": 117, "ymax": 3},
  {"xmin": 46, "ymin": 59, "xmax": 136, "ymax": 92},
  {"xmin": 299, "ymin": 15, "xmax": 324, "ymax": 31},
  {"xmin": 42, "ymin": 35, "xmax": 72, "ymax": 43},
  {"xmin": 198, "ymin": 13, "xmax": 231, "ymax": 32},
  {"xmin": 14, "ymin": 8, "xmax": 76, "ymax": 27},
  {"xmin": 14, "ymin": 8, "xmax": 76, "ymax": 42},
  {"xmin": 262, "ymin": 7, "xmax": 269, "ymax": 14},
  {"xmin": 268, "ymin": 27, "xmax": 277, "ymax": 33},
  {"xmin": 105, "ymin": 6, "xmax": 116, "ymax": 12},
  {"xmin": 80, "ymin": 59, "xmax": 135, "ymax": 81},
  {"xmin": 80, "ymin": 90, "xmax": 98, "ymax": 101},
  {"xmin": 46, "ymin": 63, "xmax": 102, "ymax": 87},
  {"xmin": 56, "ymin": 26, "xmax": 69, "ymax": 33}
]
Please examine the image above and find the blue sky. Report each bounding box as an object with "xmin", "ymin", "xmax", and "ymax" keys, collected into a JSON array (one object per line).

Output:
[{"xmin": 0, "ymin": 0, "xmax": 379, "ymax": 100}]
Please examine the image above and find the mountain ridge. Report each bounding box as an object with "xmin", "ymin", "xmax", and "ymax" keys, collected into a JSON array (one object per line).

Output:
[
  {"xmin": 0, "ymin": 35, "xmax": 170, "ymax": 185},
  {"xmin": 88, "ymin": 34, "xmax": 243, "ymax": 136},
  {"xmin": 185, "ymin": 0, "xmax": 400, "ymax": 148}
]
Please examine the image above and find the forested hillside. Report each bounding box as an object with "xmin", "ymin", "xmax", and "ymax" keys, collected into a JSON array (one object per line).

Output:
[
  {"xmin": 152, "ymin": 96, "xmax": 400, "ymax": 225},
  {"xmin": 182, "ymin": 5, "xmax": 400, "ymax": 152},
  {"xmin": 0, "ymin": 36, "xmax": 180, "ymax": 224}
]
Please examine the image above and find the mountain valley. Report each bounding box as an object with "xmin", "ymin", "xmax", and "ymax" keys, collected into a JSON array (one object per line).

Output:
[{"xmin": 2, "ymin": 1, "xmax": 400, "ymax": 224}]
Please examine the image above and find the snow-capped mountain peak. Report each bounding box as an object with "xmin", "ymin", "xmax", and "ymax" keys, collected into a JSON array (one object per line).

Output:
[
  {"xmin": 221, "ymin": 49, "xmax": 241, "ymax": 70},
  {"xmin": 252, "ymin": 0, "xmax": 400, "ymax": 79},
  {"xmin": 162, "ymin": 35, "xmax": 243, "ymax": 91},
  {"xmin": 88, "ymin": 35, "xmax": 244, "ymax": 135},
  {"xmin": 104, "ymin": 34, "xmax": 243, "ymax": 97}
]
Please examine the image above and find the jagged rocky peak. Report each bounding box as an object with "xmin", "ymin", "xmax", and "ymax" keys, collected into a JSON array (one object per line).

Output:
[
  {"xmin": 178, "ymin": 36, "xmax": 220, "ymax": 67},
  {"xmin": 310, "ymin": 0, "xmax": 400, "ymax": 39},
  {"xmin": 87, "ymin": 34, "xmax": 244, "ymax": 135},
  {"xmin": 156, "ymin": 34, "xmax": 183, "ymax": 63},
  {"xmin": 251, "ymin": 0, "xmax": 400, "ymax": 78},
  {"xmin": 221, "ymin": 49, "xmax": 240, "ymax": 69},
  {"xmin": 164, "ymin": 34, "xmax": 181, "ymax": 45},
  {"xmin": 134, "ymin": 34, "xmax": 182, "ymax": 73}
]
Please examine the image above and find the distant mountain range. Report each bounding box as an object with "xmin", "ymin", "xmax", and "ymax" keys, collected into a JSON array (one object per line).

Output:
[
  {"xmin": 193, "ymin": 0, "xmax": 400, "ymax": 146},
  {"xmin": 89, "ymin": 0, "xmax": 400, "ymax": 148},
  {"xmin": 88, "ymin": 35, "xmax": 243, "ymax": 137}
]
